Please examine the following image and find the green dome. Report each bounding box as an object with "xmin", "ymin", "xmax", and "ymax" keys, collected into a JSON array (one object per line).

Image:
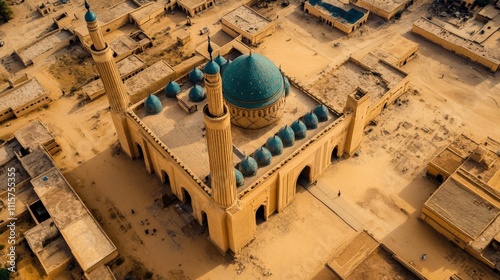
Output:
[
  {"xmin": 222, "ymin": 53, "xmax": 284, "ymax": 109},
  {"xmin": 214, "ymin": 54, "xmax": 227, "ymax": 67},
  {"xmin": 204, "ymin": 61, "xmax": 220, "ymax": 75},
  {"xmin": 284, "ymin": 76, "xmax": 290, "ymax": 97},
  {"xmin": 189, "ymin": 85, "xmax": 206, "ymax": 102},
  {"xmin": 145, "ymin": 94, "xmax": 162, "ymax": 115},
  {"xmin": 313, "ymin": 105, "xmax": 329, "ymax": 122},
  {"xmin": 291, "ymin": 120, "xmax": 307, "ymax": 140},
  {"xmin": 188, "ymin": 68, "xmax": 204, "ymax": 84},
  {"xmin": 235, "ymin": 168, "xmax": 245, "ymax": 187},
  {"xmin": 303, "ymin": 112, "xmax": 319, "ymax": 129},
  {"xmin": 253, "ymin": 147, "xmax": 272, "ymax": 167},
  {"xmin": 278, "ymin": 125, "xmax": 295, "ymax": 147},
  {"xmin": 239, "ymin": 156, "xmax": 258, "ymax": 177},
  {"xmin": 85, "ymin": 10, "xmax": 97, "ymax": 22},
  {"xmin": 164, "ymin": 81, "xmax": 180, "ymax": 98},
  {"xmin": 265, "ymin": 136, "xmax": 283, "ymax": 156}
]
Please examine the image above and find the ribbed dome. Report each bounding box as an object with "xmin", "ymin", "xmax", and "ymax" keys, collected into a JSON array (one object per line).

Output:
[
  {"xmin": 214, "ymin": 54, "xmax": 227, "ymax": 67},
  {"xmin": 204, "ymin": 61, "xmax": 220, "ymax": 75},
  {"xmin": 188, "ymin": 68, "xmax": 204, "ymax": 84},
  {"xmin": 85, "ymin": 10, "xmax": 97, "ymax": 22},
  {"xmin": 253, "ymin": 147, "xmax": 272, "ymax": 167},
  {"xmin": 291, "ymin": 120, "xmax": 307, "ymax": 140},
  {"xmin": 189, "ymin": 85, "xmax": 206, "ymax": 102},
  {"xmin": 222, "ymin": 53, "xmax": 285, "ymax": 109},
  {"xmin": 303, "ymin": 112, "xmax": 319, "ymax": 129},
  {"xmin": 266, "ymin": 136, "xmax": 283, "ymax": 156},
  {"xmin": 283, "ymin": 76, "xmax": 290, "ymax": 97},
  {"xmin": 145, "ymin": 94, "xmax": 162, "ymax": 115},
  {"xmin": 313, "ymin": 105, "xmax": 329, "ymax": 122},
  {"xmin": 164, "ymin": 81, "xmax": 180, "ymax": 98},
  {"xmin": 235, "ymin": 168, "xmax": 245, "ymax": 187},
  {"xmin": 278, "ymin": 125, "xmax": 295, "ymax": 147},
  {"xmin": 239, "ymin": 156, "xmax": 258, "ymax": 177}
]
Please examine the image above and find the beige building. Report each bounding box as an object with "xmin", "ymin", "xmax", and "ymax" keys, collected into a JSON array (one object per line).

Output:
[
  {"xmin": 84, "ymin": 3, "xmax": 410, "ymax": 254},
  {"xmin": 0, "ymin": 77, "xmax": 50, "ymax": 123},
  {"xmin": 304, "ymin": 0, "xmax": 369, "ymax": 34},
  {"xmin": 370, "ymin": 34, "xmax": 418, "ymax": 67},
  {"xmin": 412, "ymin": 17, "xmax": 500, "ymax": 72},
  {"xmin": 221, "ymin": 5, "xmax": 275, "ymax": 46},
  {"xmin": 352, "ymin": 0, "xmax": 413, "ymax": 20},
  {"xmin": 177, "ymin": 0, "xmax": 215, "ymax": 17},
  {"xmin": 423, "ymin": 134, "xmax": 500, "ymax": 269}
]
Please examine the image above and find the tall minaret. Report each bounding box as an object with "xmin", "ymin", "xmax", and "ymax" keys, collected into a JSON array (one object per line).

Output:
[
  {"xmin": 84, "ymin": 1, "xmax": 134, "ymax": 157},
  {"xmin": 203, "ymin": 37, "xmax": 237, "ymax": 208}
]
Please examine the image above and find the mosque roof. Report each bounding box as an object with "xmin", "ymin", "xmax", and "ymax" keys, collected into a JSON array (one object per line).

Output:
[
  {"xmin": 165, "ymin": 81, "xmax": 181, "ymax": 98},
  {"xmin": 145, "ymin": 95, "xmax": 162, "ymax": 115},
  {"xmin": 84, "ymin": 1, "xmax": 97, "ymax": 22},
  {"xmin": 314, "ymin": 105, "xmax": 329, "ymax": 122},
  {"xmin": 278, "ymin": 125, "xmax": 295, "ymax": 147},
  {"xmin": 284, "ymin": 76, "xmax": 290, "ymax": 97},
  {"xmin": 189, "ymin": 85, "xmax": 206, "ymax": 102},
  {"xmin": 188, "ymin": 68, "xmax": 204, "ymax": 84},
  {"xmin": 304, "ymin": 112, "xmax": 319, "ymax": 129},
  {"xmin": 214, "ymin": 54, "xmax": 228, "ymax": 67},
  {"xmin": 222, "ymin": 53, "xmax": 284, "ymax": 109},
  {"xmin": 204, "ymin": 61, "xmax": 220, "ymax": 75},
  {"xmin": 266, "ymin": 136, "xmax": 283, "ymax": 156},
  {"xmin": 291, "ymin": 120, "xmax": 307, "ymax": 140},
  {"xmin": 235, "ymin": 168, "xmax": 245, "ymax": 187},
  {"xmin": 253, "ymin": 147, "xmax": 272, "ymax": 167},
  {"xmin": 239, "ymin": 156, "xmax": 258, "ymax": 177}
]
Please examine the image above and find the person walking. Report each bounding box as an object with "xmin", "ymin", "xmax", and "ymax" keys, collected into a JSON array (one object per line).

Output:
[{"xmin": 338, "ymin": 190, "xmax": 341, "ymax": 197}]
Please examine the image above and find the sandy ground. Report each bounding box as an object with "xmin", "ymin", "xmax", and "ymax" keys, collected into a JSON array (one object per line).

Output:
[{"xmin": 1, "ymin": 0, "xmax": 500, "ymax": 279}]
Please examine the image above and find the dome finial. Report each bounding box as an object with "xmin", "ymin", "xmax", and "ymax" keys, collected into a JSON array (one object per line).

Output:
[
  {"xmin": 207, "ymin": 35, "xmax": 213, "ymax": 61},
  {"xmin": 85, "ymin": 0, "xmax": 90, "ymax": 10}
]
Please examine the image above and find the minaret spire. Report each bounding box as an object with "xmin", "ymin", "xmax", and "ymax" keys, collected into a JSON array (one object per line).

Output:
[{"xmin": 207, "ymin": 35, "xmax": 213, "ymax": 61}]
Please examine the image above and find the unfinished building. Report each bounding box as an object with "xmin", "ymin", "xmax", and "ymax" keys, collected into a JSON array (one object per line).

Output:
[
  {"xmin": 0, "ymin": 77, "xmax": 50, "ymax": 123},
  {"xmin": 221, "ymin": 5, "xmax": 275, "ymax": 46},
  {"xmin": 0, "ymin": 120, "xmax": 117, "ymax": 279},
  {"xmin": 412, "ymin": 7, "xmax": 500, "ymax": 72},
  {"xmin": 423, "ymin": 134, "xmax": 500, "ymax": 269},
  {"xmin": 304, "ymin": 0, "xmax": 369, "ymax": 34}
]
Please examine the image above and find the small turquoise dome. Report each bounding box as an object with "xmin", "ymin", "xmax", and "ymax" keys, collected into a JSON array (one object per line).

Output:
[
  {"xmin": 222, "ymin": 53, "xmax": 285, "ymax": 109},
  {"xmin": 278, "ymin": 125, "xmax": 295, "ymax": 147},
  {"xmin": 188, "ymin": 68, "xmax": 204, "ymax": 84},
  {"xmin": 253, "ymin": 147, "xmax": 272, "ymax": 167},
  {"xmin": 284, "ymin": 76, "xmax": 290, "ymax": 97},
  {"xmin": 235, "ymin": 168, "xmax": 245, "ymax": 187},
  {"xmin": 214, "ymin": 54, "xmax": 227, "ymax": 67},
  {"xmin": 266, "ymin": 136, "xmax": 283, "ymax": 156},
  {"xmin": 303, "ymin": 112, "xmax": 319, "ymax": 129},
  {"xmin": 164, "ymin": 81, "xmax": 180, "ymax": 98},
  {"xmin": 85, "ymin": 10, "xmax": 97, "ymax": 22},
  {"xmin": 221, "ymin": 59, "xmax": 231, "ymax": 74},
  {"xmin": 313, "ymin": 105, "xmax": 329, "ymax": 122},
  {"xmin": 239, "ymin": 156, "xmax": 258, "ymax": 177},
  {"xmin": 145, "ymin": 94, "xmax": 162, "ymax": 115},
  {"xmin": 189, "ymin": 85, "xmax": 206, "ymax": 102},
  {"xmin": 204, "ymin": 61, "xmax": 220, "ymax": 75},
  {"xmin": 291, "ymin": 120, "xmax": 307, "ymax": 140}
]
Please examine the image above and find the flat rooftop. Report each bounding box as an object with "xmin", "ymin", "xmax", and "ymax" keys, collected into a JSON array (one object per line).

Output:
[
  {"xmin": 413, "ymin": 18, "xmax": 500, "ymax": 65},
  {"xmin": 98, "ymin": 1, "xmax": 138, "ymax": 23},
  {"xmin": 460, "ymin": 137, "xmax": 500, "ymax": 190},
  {"xmin": 429, "ymin": 134, "xmax": 478, "ymax": 175},
  {"xmin": 308, "ymin": 0, "xmax": 366, "ymax": 24},
  {"xmin": 125, "ymin": 60, "xmax": 174, "ymax": 97},
  {"xmin": 424, "ymin": 175, "xmax": 500, "ymax": 239},
  {"xmin": 358, "ymin": 0, "xmax": 409, "ymax": 13},
  {"xmin": 109, "ymin": 36, "xmax": 141, "ymax": 57},
  {"xmin": 371, "ymin": 35, "xmax": 418, "ymax": 66},
  {"xmin": 13, "ymin": 119, "xmax": 55, "ymax": 150},
  {"xmin": 19, "ymin": 147, "xmax": 55, "ymax": 178},
  {"xmin": 222, "ymin": 6, "xmax": 272, "ymax": 35},
  {"xmin": 17, "ymin": 30, "xmax": 73, "ymax": 64},
  {"xmin": 0, "ymin": 158, "xmax": 30, "ymax": 193},
  {"xmin": 178, "ymin": 0, "xmax": 206, "ymax": 9},
  {"xmin": 130, "ymin": 0, "xmax": 167, "ymax": 22},
  {"xmin": 311, "ymin": 57, "xmax": 406, "ymax": 111},
  {"xmin": 31, "ymin": 167, "xmax": 117, "ymax": 272},
  {"xmin": 133, "ymin": 76, "xmax": 339, "ymax": 189},
  {"xmin": 0, "ymin": 78, "xmax": 46, "ymax": 111}
]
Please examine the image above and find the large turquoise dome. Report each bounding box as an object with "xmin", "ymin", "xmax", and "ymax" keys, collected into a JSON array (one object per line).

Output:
[
  {"xmin": 145, "ymin": 94, "xmax": 162, "ymax": 115},
  {"xmin": 222, "ymin": 53, "xmax": 284, "ymax": 109}
]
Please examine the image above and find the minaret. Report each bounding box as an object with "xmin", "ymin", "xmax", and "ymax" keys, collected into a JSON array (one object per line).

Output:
[
  {"xmin": 84, "ymin": 1, "xmax": 134, "ymax": 157},
  {"xmin": 203, "ymin": 37, "xmax": 237, "ymax": 208}
]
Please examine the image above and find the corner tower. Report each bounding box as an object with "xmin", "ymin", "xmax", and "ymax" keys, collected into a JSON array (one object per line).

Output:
[
  {"xmin": 84, "ymin": 1, "xmax": 134, "ymax": 157},
  {"xmin": 203, "ymin": 37, "xmax": 237, "ymax": 208}
]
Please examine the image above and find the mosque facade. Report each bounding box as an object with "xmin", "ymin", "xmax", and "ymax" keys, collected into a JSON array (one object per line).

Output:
[{"xmin": 84, "ymin": 2, "xmax": 409, "ymax": 254}]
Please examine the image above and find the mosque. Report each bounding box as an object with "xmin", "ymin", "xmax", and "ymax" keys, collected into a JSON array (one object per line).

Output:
[{"xmin": 83, "ymin": 2, "xmax": 409, "ymax": 253}]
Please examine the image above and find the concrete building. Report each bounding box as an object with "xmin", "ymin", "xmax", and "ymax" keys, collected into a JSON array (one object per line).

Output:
[
  {"xmin": 0, "ymin": 120, "xmax": 116, "ymax": 278},
  {"xmin": 177, "ymin": 0, "xmax": 215, "ymax": 17},
  {"xmin": 304, "ymin": 0, "xmax": 369, "ymax": 34},
  {"xmin": 84, "ymin": 3, "xmax": 410, "ymax": 254},
  {"xmin": 352, "ymin": 0, "xmax": 413, "ymax": 20},
  {"xmin": 412, "ymin": 16, "xmax": 500, "ymax": 72},
  {"xmin": 423, "ymin": 134, "xmax": 500, "ymax": 269},
  {"xmin": 221, "ymin": 5, "xmax": 275, "ymax": 46},
  {"xmin": 370, "ymin": 34, "xmax": 418, "ymax": 67},
  {"xmin": 0, "ymin": 77, "xmax": 50, "ymax": 123}
]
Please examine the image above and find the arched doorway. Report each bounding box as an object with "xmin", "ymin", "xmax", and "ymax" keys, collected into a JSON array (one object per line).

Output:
[
  {"xmin": 161, "ymin": 170, "xmax": 175, "ymax": 207},
  {"xmin": 331, "ymin": 146, "xmax": 339, "ymax": 162},
  {"xmin": 255, "ymin": 205, "xmax": 266, "ymax": 225},
  {"xmin": 181, "ymin": 189, "xmax": 193, "ymax": 214},
  {"xmin": 136, "ymin": 144, "xmax": 143, "ymax": 159},
  {"xmin": 296, "ymin": 165, "xmax": 312, "ymax": 193},
  {"xmin": 201, "ymin": 212, "xmax": 208, "ymax": 233}
]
